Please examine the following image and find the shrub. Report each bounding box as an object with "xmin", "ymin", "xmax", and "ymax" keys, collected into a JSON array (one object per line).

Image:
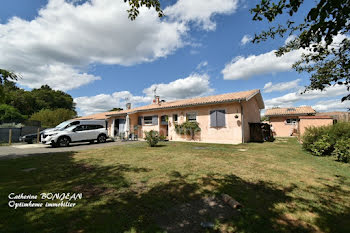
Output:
[
  {"xmin": 144, "ymin": 130, "xmax": 159, "ymax": 147},
  {"xmin": 302, "ymin": 122, "xmax": 350, "ymax": 163},
  {"xmin": 327, "ymin": 122, "xmax": 350, "ymax": 145},
  {"xmin": 302, "ymin": 125, "xmax": 329, "ymax": 151},
  {"xmin": 332, "ymin": 138, "xmax": 350, "ymax": 163},
  {"xmin": 309, "ymin": 134, "xmax": 332, "ymax": 156}
]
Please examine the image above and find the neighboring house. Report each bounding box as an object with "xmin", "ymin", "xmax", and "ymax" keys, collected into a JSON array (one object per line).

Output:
[
  {"xmin": 265, "ymin": 106, "xmax": 316, "ymax": 137},
  {"xmin": 76, "ymin": 89, "xmax": 265, "ymax": 144},
  {"xmin": 265, "ymin": 106, "xmax": 334, "ymax": 137}
]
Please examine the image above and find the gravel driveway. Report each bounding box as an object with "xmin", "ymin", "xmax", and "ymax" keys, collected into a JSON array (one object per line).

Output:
[{"xmin": 0, "ymin": 140, "xmax": 139, "ymax": 160}]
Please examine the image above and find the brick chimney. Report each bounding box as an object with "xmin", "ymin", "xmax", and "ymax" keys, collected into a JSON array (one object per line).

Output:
[
  {"xmin": 153, "ymin": 95, "xmax": 160, "ymax": 105},
  {"xmin": 126, "ymin": 103, "xmax": 131, "ymax": 109}
]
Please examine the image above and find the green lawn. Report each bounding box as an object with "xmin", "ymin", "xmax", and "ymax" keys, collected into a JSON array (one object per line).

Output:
[{"xmin": 1, "ymin": 138, "xmax": 349, "ymax": 233}]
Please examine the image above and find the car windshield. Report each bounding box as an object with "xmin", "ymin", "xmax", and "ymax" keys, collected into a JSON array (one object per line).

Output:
[{"xmin": 55, "ymin": 121, "xmax": 73, "ymax": 130}]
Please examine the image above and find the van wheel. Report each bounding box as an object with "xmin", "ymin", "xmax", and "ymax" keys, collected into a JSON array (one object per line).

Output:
[
  {"xmin": 97, "ymin": 134, "xmax": 107, "ymax": 143},
  {"xmin": 58, "ymin": 136, "xmax": 70, "ymax": 147}
]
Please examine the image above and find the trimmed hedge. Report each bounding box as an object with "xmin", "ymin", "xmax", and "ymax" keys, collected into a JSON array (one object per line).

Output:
[{"xmin": 302, "ymin": 122, "xmax": 350, "ymax": 162}]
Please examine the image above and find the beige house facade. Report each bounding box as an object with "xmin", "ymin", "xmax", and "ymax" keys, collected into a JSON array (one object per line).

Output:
[{"xmin": 76, "ymin": 89, "xmax": 265, "ymax": 144}]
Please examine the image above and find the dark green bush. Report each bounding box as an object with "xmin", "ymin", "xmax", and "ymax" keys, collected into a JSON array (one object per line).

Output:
[
  {"xmin": 302, "ymin": 122, "xmax": 350, "ymax": 162},
  {"xmin": 332, "ymin": 138, "xmax": 350, "ymax": 163},
  {"xmin": 144, "ymin": 130, "xmax": 159, "ymax": 147},
  {"xmin": 309, "ymin": 134, "xmax": 332, "ymax": 156},
  {"xmin": 327, "ymin": 122, "xmax": 350, "ymax": 145}
]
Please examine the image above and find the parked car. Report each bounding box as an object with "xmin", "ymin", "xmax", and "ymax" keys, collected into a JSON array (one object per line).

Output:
[
  {"xmin": 43, "ymin": 119, "xmax": 107, "ymax": 135},
  {"xmin": 41, "ymin": 119, "xmax": 107, "ymax": 142},
  {"xmin": 19, "ymin": 132, "xmax": 44, "ymax": 144},
  {"xmin": 42, "ymin": 123, "xmax": 108, "ymax": 147}
]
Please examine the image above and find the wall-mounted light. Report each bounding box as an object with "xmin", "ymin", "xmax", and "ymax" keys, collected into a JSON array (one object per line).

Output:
[{"xmin": 234, "ymin": 115, "xmax": 239, "ymax": 119}]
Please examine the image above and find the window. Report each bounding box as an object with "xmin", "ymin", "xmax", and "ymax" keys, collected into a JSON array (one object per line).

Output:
[
  {"xmin": 75, "ymin": 125, "xmax": 88, "ymax": 131},
  {"xmin": 286, "ymin": 118, "xmax": 298, "ymax": 124},
  {"xmin": 138, "ymin": 116, "xmax": 143, "ymax": 125},
  {"xmin": 144, "ymin": 116, "xmax": 153, "ymax": 125},
  {"xmin": 173, "ymin": 114, "xmax": 178, "ymax": 122},
  {"xmin": 186, "ymin": 113, "xmax": 197, "ymax": 122},
  {"xmin": 210, "ymin": 110, "xmax": 226, "ymax": 127}
]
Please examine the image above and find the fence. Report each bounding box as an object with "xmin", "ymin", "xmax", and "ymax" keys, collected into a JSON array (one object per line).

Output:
[{"xmin": 0, "ymin": 126, "xmax": 45, "ymax": 143}]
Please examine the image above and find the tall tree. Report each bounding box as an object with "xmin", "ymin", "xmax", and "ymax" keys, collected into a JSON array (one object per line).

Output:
[
  {"xmin": 250, "ymin": 0, "xmax": 350, "ymax": 102},
  {"xmin": 30, "ymin": 85, "xmax": 76, "ymax": 112},
  {"xmin": 0, "ymin": 69, "xmax": 18, "ymax": 101}
]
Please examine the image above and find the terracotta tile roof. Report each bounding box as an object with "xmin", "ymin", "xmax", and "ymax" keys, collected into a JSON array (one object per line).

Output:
[
  {"xmin": 265, "ymin": 106, "xmax": 316, "ymax": 117},
  {"xmin": 108, "ymin": 89, "xmax": 264, "ymax": 116},
  {"xmin": 76, "ymin": 89, "xmax": 264, "ymax": 120},
  {"xmin": 299, "ymin": 115, "xmax": 333, "ymax": 119}
]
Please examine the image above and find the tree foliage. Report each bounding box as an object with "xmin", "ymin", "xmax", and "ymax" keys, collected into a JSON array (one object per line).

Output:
[
  {"xmin": 0, "ymin": 69, "xmax": 19, "ymax": 100},
  {"xmin": 2, "ymin": 82, "xmax": 76, "ymax": 116},
  {"xmin": 0, "ymin": 104, "xmax": 25, "ymax": 124},
  {"xmin": 124, "ymin": 0, "xmax": 164, "ymax": 20},
  {"xmin": 251, "ymin": 0, "xmax": 350, "ymax": 102},
  {"xmin": 29, "ymin": 108, "xmax": 77, "ymax": 128}
]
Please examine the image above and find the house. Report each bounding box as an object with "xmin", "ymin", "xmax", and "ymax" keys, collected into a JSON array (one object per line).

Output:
[
  {"xmin": 76, "ymin": 89, "xmax": 265, "ymax": 144},
  {"xmin": 265, "ymin": 106, "xmax": 333, "ymax": 137}
]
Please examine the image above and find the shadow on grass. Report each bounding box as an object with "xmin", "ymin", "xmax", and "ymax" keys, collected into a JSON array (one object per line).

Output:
[{"xmin": 0, "ymin": 153, "xmax": 348, "ymax": 233}]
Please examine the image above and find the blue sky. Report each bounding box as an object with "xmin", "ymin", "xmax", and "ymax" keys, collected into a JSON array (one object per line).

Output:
[{"xmin": 1, "ymin": 0, "xmax": 348, "ymax": 115}]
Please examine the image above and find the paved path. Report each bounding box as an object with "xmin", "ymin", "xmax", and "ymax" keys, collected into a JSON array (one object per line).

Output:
[{"xmin": 0, "ymin": 140, "xmax": 140, "ymax": 160}]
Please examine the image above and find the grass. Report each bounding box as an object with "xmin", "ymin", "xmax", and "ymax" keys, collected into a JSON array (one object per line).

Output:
[{"xmin": 0, "ymin": 138, "xmax": 349, "ymax": 233}]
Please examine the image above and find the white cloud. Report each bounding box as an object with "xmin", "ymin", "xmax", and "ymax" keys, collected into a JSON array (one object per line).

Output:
[
  {"xmin": 143, "ymin": 73, "xmax": 213, "ymax": 100},
  {"xmin": 264, "ymin": 85, "xmax": 349, "ymax": 109},
  {"xmin": 76, "ymin": 73, "xmax": 214, "ymax": 115},
  {"xmin": 74, "ymin": 91, "xmax": 152, "ymax": 116},
  {"xmin": 240, "ymin": 34, "xmax": 252, "ymax": 45},
  {"xmin": 263, "ymin": 79, "xmax": 301, "ymax": 93},
  {"xmin": 164, "ymin": 0, "xmax": 239, "ymax": 30},
  {"xmin": 196, "ymin": 61, "xmax": 208, "ymax": 70},
  {"xmin": 223, "ymin": 34, "xmax": 350, "ymax": 81},
  {"xmin": 0, "ymin": 0, "xmax": 187, "ymax": 90},
  {"xmin": 313, "ymin": 99, "xmax": 350, "ymax": 112},
  {"xmin": 1, "ymin": 0, "xmax": 242, "ymax": 91},
  {"xmin": 222, "ymin": 49, "xmax": 304, "ymax": 80}
]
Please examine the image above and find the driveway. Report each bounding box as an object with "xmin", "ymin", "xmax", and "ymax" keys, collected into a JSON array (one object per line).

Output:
[{"xmin": 0, "ymin": 140, "xmax": 140, "ymax": 160}]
